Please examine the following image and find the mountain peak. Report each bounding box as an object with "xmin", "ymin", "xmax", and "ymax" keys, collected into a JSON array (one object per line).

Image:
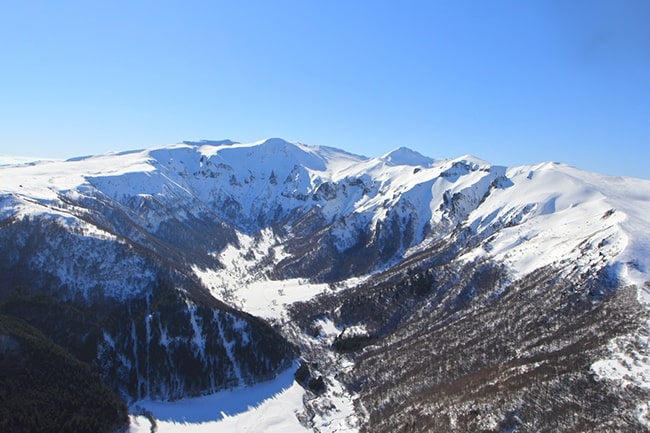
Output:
[
  {"xmin": 252, "ymin": 137, "xmax": 306, "ymax": 154},
  {"xmin": 256, "ymin": 137, "xmax": 292, "ymax": 146},
  {"xmin": 381, "ymin": 147, "xmax": 433, "ymax": 167},
  {"xmin": 452, "ymin": 154, "xmax": 491, "ymax": 167}
]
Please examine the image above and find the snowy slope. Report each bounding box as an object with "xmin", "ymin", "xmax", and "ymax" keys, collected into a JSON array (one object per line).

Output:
[
  {"xmin": 458, "ymin": 162, "xmax": 650, "ymax": 289},
  {"xmin": 1, "ymin": 137, "xmax": 649, "ymax": 299}
]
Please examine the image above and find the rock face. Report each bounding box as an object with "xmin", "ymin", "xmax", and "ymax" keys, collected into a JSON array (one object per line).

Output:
[{"xmin": 1, "ymin": 138, "xmax": 650, "ymax": 431}]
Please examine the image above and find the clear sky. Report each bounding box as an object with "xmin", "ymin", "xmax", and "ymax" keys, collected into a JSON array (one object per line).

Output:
[{"xmin": 1, "ymin": 0, "xmax": 648, "ymax": 178}]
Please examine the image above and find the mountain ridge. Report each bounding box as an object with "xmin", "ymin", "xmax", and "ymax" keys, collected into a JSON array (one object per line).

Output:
[{"xmin": 1, "ymin": 137, "xmax": 648, "ymax": 302}]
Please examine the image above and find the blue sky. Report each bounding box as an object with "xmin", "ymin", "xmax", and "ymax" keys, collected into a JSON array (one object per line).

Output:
[{"xmin": 1, "ymin": 0, "xmax": 648, "ymax": 178}]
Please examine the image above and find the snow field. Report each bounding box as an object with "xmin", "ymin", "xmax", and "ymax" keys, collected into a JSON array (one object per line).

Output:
[{"xmin": 130, "ymin": 364, "xmax": 310, "ymax": 433}]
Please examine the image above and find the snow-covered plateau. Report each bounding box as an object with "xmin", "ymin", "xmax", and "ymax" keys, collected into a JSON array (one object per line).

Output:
[{"xmin": 1, "ymin": 138, "xmax": 649, "ymax": 432}]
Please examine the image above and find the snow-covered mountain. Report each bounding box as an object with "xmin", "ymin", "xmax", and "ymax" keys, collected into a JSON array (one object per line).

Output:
[{"xmin": 1, "ymin": 138, "xmax": 649, "ymax": 432}]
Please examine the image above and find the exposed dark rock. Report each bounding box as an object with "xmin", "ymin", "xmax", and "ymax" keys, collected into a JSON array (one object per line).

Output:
[{"xmin": 295, "ymin": 361, "xmax": 327, "ymax": 395}]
